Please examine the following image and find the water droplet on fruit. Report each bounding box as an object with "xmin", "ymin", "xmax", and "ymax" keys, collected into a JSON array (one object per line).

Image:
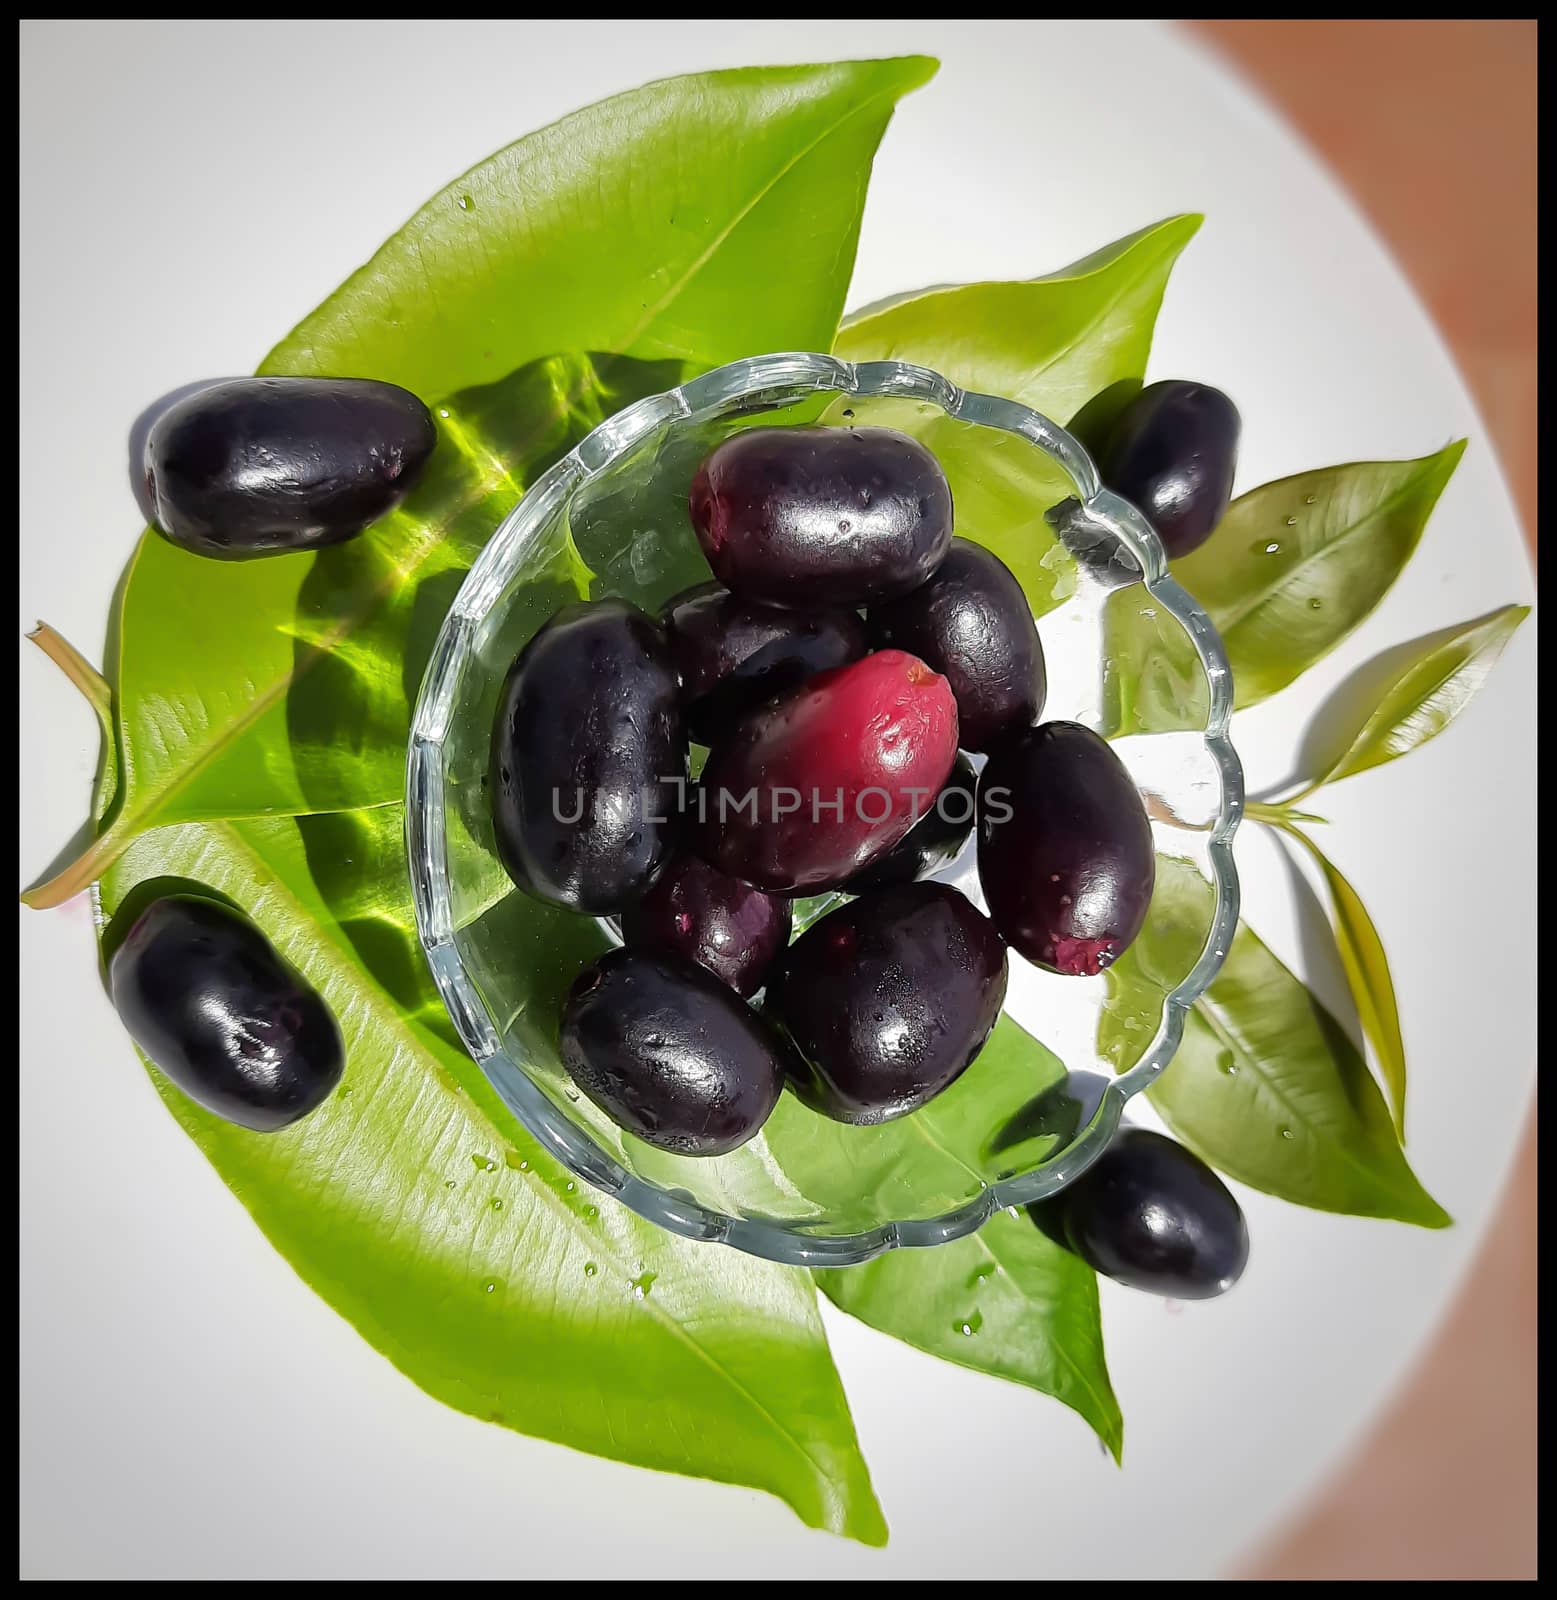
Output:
[{"xmin": 629, "ymin": 1271, "xmax": 657, "ymax": 1299}]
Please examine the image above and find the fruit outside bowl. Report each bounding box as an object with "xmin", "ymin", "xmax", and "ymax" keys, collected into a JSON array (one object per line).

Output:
[{"xmin": 406, "ymin": 353, "xmax": 1243, "ymax": 1266}]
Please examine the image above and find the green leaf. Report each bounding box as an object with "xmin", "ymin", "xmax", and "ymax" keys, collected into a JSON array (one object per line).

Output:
[
  {"xmin": 832, "ymin": 216, "xmax": 1201, "ymax": 616},
  {"xmin": 1276, "ymin": 823, "xmax": 1408, "ymax": 1137},
  {"xmin": 1105, "ymin": 443, "xmax": 1467, "ymax": 735},
  {"xmin": 265, "ymin": 58, "xmax": 936, "ymax": 398},
  {"xmin": 818, "ymin": 1212, "xmax": 1122, "ymax": 1463},
  {"xmin": 100, "ymin": 806, "xmax": 888, "ymax": 1545},
  {"xmin": 24, "ymin": 58, "xmax": 934, "ymax": 908},
  {"xmin": 836, "ymin": 215, "xmax": 1201, "ymax": 428},
  {"xmin": 1295, "ymin": 603, "xmax": 1530, "ymax": 798},
  {"xmin": 763, "ymin": 1018, "xmax": 1120, "ymax": 1457},
  {"xmin": 1100, "ymin": 856, "xmax": 1449, "ymax": 1227}
]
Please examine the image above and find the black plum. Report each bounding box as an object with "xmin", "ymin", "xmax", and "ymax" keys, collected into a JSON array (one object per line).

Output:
[
  {"xmin": 661, "ymin": 581, "xmax": 867, "ymax": 744},
  {"xmin": 978, "ymin": 722, "xmax": 1154, "ymax": 976},
  {"xmin": 769, "ymin": 882, "xmax": 1008, "ymax": 1125},
  {"xmin": 559, "ymin": 948, "xmax": 790, "ymax": 1155},
  {"xmin": 620, "ymin": 853, "xmax": 792, "ymax": 998},
  {"xmin": 1098, "ymin": 380, "xmax": 1241, "ymax": 558},
  {"xmin": 490, "ymin": 599, "xmax": 686, "ymax": 914},
  {"xmin": 689, "ymin": 425, "xmax": 953, "ymax": 609},
  {"xmin": 868, "ymin": 539, "xmax": 1045, "ymax": 751},
  {"xmin": 841, "ymin": 752, "xmax": 978, "ymax": 892},
  {"xmin": 108, "ymin": 895, "xmax": 343, "ymax": 1132},
  {"xmin": 144, "ymin": 376, "xmax": 437, "ymax": 559},
  {"xmin": 1056, "ymin": 1127, "xmax": 1249, "ymax": 1298}
]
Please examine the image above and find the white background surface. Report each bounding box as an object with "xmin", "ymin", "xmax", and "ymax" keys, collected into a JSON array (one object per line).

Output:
[{"xmin": 19, "ymin": 18, "xmax": 1537, "ymax": 1581}]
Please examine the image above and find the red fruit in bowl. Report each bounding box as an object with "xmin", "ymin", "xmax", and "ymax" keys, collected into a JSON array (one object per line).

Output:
[{"xmin": 696, "ymin": 649, "xmax": 959, "ymax": 893}]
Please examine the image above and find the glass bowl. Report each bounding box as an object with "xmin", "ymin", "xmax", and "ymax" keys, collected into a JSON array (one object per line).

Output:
[{"xmin": 406, "ymin": 353, "xmax": 1243, "ymax": 1266}]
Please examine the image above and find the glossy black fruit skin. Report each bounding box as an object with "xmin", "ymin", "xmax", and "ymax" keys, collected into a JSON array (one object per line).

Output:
[
  {"xmin": 1098, "ymin": 380, "xmax": 1241, "ymax": 559},
  {"xmin": 770, "ymin": 882, "xmax": 1008, "ymax": 1125},
  {"xmin": 620, "ymin": 853, "xmax": 792, "ymax": 998},
  {"xmin": 559, "ymin": 948, "xmax": 789, "ymax": 1155},
  {"xmin": 144, "ymin": 377, "xmax": 437, "ymax": 559},
  {"xmin": 841, "ymin": 752, "xmax": 978, "ymax": 892},
  {"xmin": 1059, "ymin": 1127, "xmax": 1249, "ymax": 1298},
  {"xmin": 661, "ymin": 581, "xmax": 868, "ymax": 744},
  {"xmin": 490, "ymin": 599, "xmax": 686, "ymax": 915},
  {"xmin": 108, "ymin": 895, "xmax": 343, "ymax": 1132},
  {"xmin": 868, "ymin": 539, "xmax": 1045, "ymax": 751},
  {"xmin": 689, "ymin": 425, "xmax": 954, "ymax": 609},
  {"xmin": 977, "ymin": 721, "xmax": 1154, "ymax": 976}
]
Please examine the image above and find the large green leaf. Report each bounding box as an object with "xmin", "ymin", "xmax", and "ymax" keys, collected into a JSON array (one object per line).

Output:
[
  {"xmin": 1100, "ymin": 856, "xmax": 1448, "ymax": 1227},
  {"xmin": 762, "ymin": 1018, "xmax": 1120, "ymax": 1456},
  {"xmin": 1104, "ymin": 444, "xmax": 1466, "ymax": 735},
  {"xmin": 832, "ymin": 216, "xmax": 1200, "ymax": 615},
  {"xmin": 818, "ymin": 1212, "xmax": 1122, "ymax": 1463},
  {"xmin": 265, "ymin": 58, "xmax": 937, "ymax": 399},
  {"xmin": 99, "ymin": 806, "xmax": 887, "ymax": 1545},
  {"xmin": 23, "ymin": 58, "xmax": 934, "ymax": 908},
  {"xmin": 1293, "ymin": 603, "xmax": 1530, "ymax": 798}
]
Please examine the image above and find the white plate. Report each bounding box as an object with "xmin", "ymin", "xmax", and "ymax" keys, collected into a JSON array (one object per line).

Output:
[{"xmin": 18, "ymin": 18, "xmax": 1536, "ymax": 1581}]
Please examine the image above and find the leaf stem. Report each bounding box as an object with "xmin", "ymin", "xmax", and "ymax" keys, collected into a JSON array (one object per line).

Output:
[
  {"xmin": 27, "ymin": 622, "xmax": 111, "ymax": 724},
  {"xmin": 1245, "ymin": 799, "xmax": 1328, "ymax": 829}
]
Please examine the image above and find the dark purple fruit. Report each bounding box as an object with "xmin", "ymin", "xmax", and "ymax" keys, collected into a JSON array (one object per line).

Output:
[
  {"xmin": 144, "ymin": 376, "xmax": 437, "ymax": 559},
  {"xmin": 696, "ymin": 650, "xmax": 959, "ymax": 893},
  {"xmin": 490, "ymin": 599, "xmax": 686, "ymax": 915},
  {"xmin": 867, "ymin": 539, "xmax": 1045, "ymax": 751},
  {"xmin": 1058, "ymin": 1127, "xmax": 1249, "ymax": 1298},
  {"xmin": 689, "ymin": 425, "xmax": 953, "ymax": 609},
  {"xmin": 108, "ymin": 895, "xmax": 343, "ymax": 1132},
  {"xmin": 1098, "ymin": 380, "xmax": 1241, "ymax": 559},
  {"xmin": 620, "ymin": 853, "xmax": 792, "ymax": 998},
  {"xmin": 559, "ymin": 948, "xmax": 789, "ymax": 1155},
  {"xmin": 661, "ymin": 581, "xmax": 867, "ymax": 744},
  {"xmin": 769, "ymin": 883, "xmax": 1008, "ymax": 1125},
  {"xmin": 977, "ymin": 722, "xmax": 1154, "ymax": 976},
  {"xmin": 841, "ymin": 752, "xmax": 978, "ymax": 892}
]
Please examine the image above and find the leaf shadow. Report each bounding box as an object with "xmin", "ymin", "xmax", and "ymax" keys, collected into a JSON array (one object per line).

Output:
[
  {"xmin": 281, "ymin": 350, "xmax": 687, "ymax": 817},
  {"xmin": 1262, "ymin": 828, "xmax": 1365, "ymax": 1052},
  {"xmin": 1255, "ymin": 606, "xmax": 1518, "ymax": 799}
]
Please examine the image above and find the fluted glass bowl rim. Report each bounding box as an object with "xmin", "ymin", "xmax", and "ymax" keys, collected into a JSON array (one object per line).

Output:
[{"xmin": 406, "ymin": 351, "xmax": 1244, "ymax": 1267}]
